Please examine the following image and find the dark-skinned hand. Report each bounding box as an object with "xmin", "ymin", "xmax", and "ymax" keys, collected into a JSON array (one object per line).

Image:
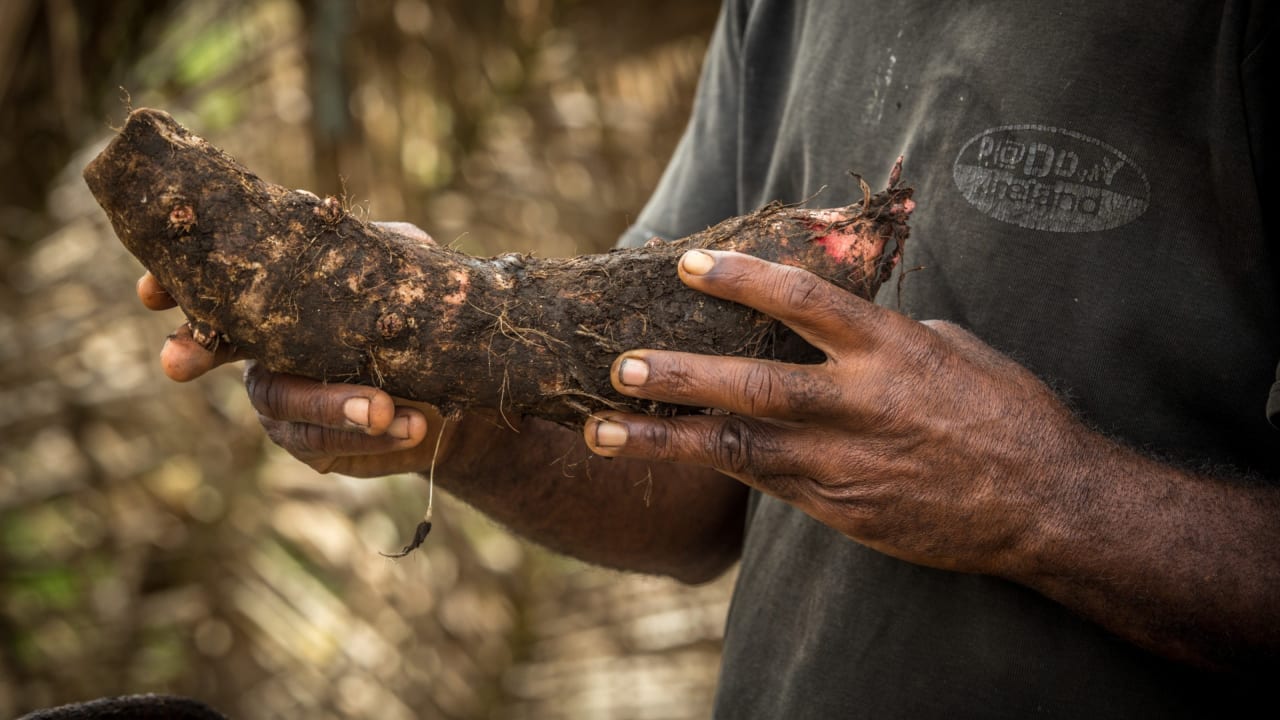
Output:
[
  {"xmin": 583, "ymin": 249, "xmax": 1091, "ymax": 578},
  {"xmin": 139, "ymin": 236, "xmax": 1280, "ymax": 666},
  {"xmin": 136, "ymin": 222, "xmax": 439, "ymax": 476}
]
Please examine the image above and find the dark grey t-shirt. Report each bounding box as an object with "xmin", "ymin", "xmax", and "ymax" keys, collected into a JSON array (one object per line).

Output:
[{"xmin": 622, "ymin": 0, "xmax": 1278, "ymax": 717}]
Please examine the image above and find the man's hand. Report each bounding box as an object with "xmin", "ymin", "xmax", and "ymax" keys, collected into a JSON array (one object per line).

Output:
[
  {"xmin": 141, "ymin": 269, "xmax": 435, "ymax": 475},
  {"xmin": 582, "ymin": 249, "xmax": 1280, "ymax": 667},
  {"xmin": 582, "ymin": 249, "xmax": 1089, "ymax": 577},
  {"xmin": 136, "ymin": 245, "xmax": 748, "ymax": 581},
  {"xmin": 242, "ymin": 364, "xmax": 439, "ymax": 475},
  {"xmin": 135, "ymin": 221, "xmax": 439, "ymax": 476}
]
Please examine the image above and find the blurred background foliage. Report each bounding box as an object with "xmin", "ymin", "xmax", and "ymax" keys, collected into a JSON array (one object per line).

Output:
[{"xmin": 0, "ymin": 1, "xmax": 730, "ymax": 717}]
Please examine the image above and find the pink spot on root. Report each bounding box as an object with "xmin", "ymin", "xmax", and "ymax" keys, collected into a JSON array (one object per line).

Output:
[
  {"xmin": 808, "ymin": 212, "xmax": 884, "ymax": 266},
  {"xmin": 812, "ymin": 228, "xmax": 861, "ymax": 264}
]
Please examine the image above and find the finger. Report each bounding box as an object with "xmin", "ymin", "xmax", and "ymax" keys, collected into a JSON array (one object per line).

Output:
[
  {"xmin": 137, "ymin": 272, "xmax": 177, "ymax": 310},
  {"xmin": 583, "ymin": 412, "xmax": 812, "ymax": 498},
  {"xmin": 609, "ymin": 351, "xmax": 840, "ymax": 420},
  {"xmin": 678, "ymin": 250, "xmax": 889, "ymax": 355},
  {"xmin": 244, "ymin": 361, "xmax": 402, "ymax": 435},
  {"xmin": 260, "ymin": 409, "xmax": 429, "ymax": 466},
  {"xmin": 160, "ymin": 324, "xmax": 247, "ymax": 381}
]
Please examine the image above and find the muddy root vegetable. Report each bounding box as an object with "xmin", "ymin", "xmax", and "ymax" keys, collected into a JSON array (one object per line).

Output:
[{"xmin": 84, "ymin": 108, "xmax": 914, "ymax": 423}]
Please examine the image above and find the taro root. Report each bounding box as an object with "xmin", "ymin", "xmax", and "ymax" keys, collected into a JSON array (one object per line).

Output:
[{"xmin": 84, "ymin": 108, "xmax": 914, "ymax": 423}]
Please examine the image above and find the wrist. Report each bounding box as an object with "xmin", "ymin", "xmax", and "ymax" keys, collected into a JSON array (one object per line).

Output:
[
  {"xmin": 1008, "ymin": 421, "xmax": 1134, "ymax": 584},
  {"xmin": 967, "ymin": 406, "xmax": 1105, "ymax": 583}
]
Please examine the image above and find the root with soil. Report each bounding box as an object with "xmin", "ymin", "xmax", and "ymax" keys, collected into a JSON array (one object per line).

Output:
[{"xmin": 84, "ymin": 108, "xmax": 914, "ymax": 424}]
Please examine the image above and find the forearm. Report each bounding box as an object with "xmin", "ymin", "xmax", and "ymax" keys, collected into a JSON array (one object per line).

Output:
[
  {"xmin": 570, "ymin": 250, "xmax": 1280, "ymax": 669},
  {"xmin": 1012, "ymin": 427, "xmax": 1280, "ymax": 670},
  {"xmin": 223, "ymin": 358, "xmax": 744, "ymax": 582},
  {"xmin": 437, "ymin": 413, "xmax": 747, "ymax": 583}
]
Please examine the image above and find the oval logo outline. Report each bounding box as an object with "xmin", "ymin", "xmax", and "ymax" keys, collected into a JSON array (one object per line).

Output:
[{"xmin": 952, "ymin": 124, "xmax": 1150, "ymax": 233}]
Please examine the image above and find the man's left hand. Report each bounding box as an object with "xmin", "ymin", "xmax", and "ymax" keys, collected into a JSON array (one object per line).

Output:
[{"xmin": 584, "ymin": 249, "xmax": 1090, "ymax": 578}]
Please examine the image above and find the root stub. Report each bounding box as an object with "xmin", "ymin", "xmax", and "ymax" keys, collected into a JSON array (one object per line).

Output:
[{"xmin": 84, "ymin": 108, "xmax": 914, "ymax": 423}]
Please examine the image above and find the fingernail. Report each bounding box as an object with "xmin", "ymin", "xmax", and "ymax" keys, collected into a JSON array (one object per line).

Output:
[
  {"xmin": 681, "ymin": 250, "xmax": 715, "ymax": 276},
  {"xmin": 595, "ymin": 421, "xmax": 628, "ymax": 448},
  {"xmin": 389, "ymin": 415, "xmax": 411, "ymax": 440},
  {"xmin": 618, "ymin": 358, "xmax": 649, "ymax": 386},
  {"xmin": 343, "ymin": 397, "xmax": 370, "ymax": 427}
]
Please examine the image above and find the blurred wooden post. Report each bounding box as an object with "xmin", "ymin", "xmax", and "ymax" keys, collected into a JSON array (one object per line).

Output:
[{"xmin": 301, "ymin": 0, "xmax": 360, "ymax": 197}]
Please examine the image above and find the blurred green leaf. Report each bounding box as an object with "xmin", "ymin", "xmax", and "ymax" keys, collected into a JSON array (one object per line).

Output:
[
  {"xmin": 9, "ymin": 566, "xmax": 81, "ymax": 612},
  {"xmin": 175, "ymin": 19, "xmax": 242, "ymax": 87},
  {"xmin": 195, "ymin": 88, "xmax": 244, "ymax": 131}
]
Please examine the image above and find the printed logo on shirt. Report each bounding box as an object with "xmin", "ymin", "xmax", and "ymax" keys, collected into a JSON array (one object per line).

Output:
[{"xmin": 952, "ymin": 125, "xmax": 1149, "ymax": 233}]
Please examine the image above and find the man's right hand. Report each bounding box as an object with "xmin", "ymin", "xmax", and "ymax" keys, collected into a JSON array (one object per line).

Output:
[
  {"xmin": 135, "ymin": 266, "xmax": 747, "ymax": 582},
  {"xmin": 137, "ymin": 271, "xmax": 437, "ymax": 477}
]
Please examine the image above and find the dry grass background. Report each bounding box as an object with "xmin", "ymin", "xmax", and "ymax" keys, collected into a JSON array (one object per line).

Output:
[{"xmin": 0, "ymin": 1, "xmax": 732, "ymax": 717}]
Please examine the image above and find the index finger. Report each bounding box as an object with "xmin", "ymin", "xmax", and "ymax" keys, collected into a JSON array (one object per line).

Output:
[
  {"xmin": 678, "ymin": 250, "xmax": 891, "ymax": 356},
  {"xmin": 609, "ymin": 350, "xmax": 841, "ymax": 421},
  {"xmin": 243, "ymin": 362, "xmax": 402, "ymax": 435}
]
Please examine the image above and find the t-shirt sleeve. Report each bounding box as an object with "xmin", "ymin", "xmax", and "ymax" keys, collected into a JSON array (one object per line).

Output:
[{"xmin": 616, "ymin": 0, "xmax": 746, "ymax": 249}]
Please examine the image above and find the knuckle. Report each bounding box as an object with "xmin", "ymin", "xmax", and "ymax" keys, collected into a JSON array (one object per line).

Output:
[
  {"xmin": 920, "ymin": 319, "xmax": 965, "ymax": 344},
  {"xmin": 860, "ymin": 327, "xmax": 952, "ymax": 428},
  {"xmin": 629, "ymin": 418, "xmax": 684, "ymax": 464},
  {"xmin": 920, "ymin": 319, "xmax": 989, "ymax": 358},
  {"xmin": 301, "ymin": 423, "xmax": 331, "ymax": 452},
  {"xmin": 646, "ymin": 421, "xmax": 679, "ymax": 461},
  {"xmin": 920, "ymin": 318, "xmax": 953, "ymax": 331},
  {"xmin": 246, "ymin": 366, "xmax": 331, "ymax": 424},
  {"xmin": 904, "ymin": 327, "xmax": 949, "ymax": 374},
  {"xmin": 778, "ymin": 268, "xmax": 826, "ymax": 310},
  {"xmin": 245, "ymin": 364, "xmax": 276, "ymax": 414},
  {"xmin": 739, "ymin": 364, "xmax": 835, "ymax": 419},
  {"xmin": 739, "ymin": 364, "xmax": 783, "ymax": 416},
  {"xmin": 790, "ymin": 371, "xmax": 841, "ymax": 418},
  {"xmin": 921, "ymin": 319, "xmax": 1004, "ymax": 368},
  {"xmin": 712, "ymin": 416, "xmax": 759, "ymax": 475},
  {"xmin": 270, "ymin": 380, "xmax": 299, "ymax": 420},
  {"xmin": 262, "ymin": 417, "xmax": 339, "ymax": 473},
  {"xmin": 864, "ymin": 356, "xmax": 928, "ymax": 429}
]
